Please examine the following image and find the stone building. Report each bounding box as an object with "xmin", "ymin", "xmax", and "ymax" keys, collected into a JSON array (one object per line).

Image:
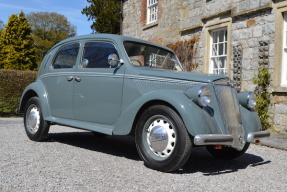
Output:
[{"xmin": 122, "ymin": 0, "xmax": 287, "ymax": 133}]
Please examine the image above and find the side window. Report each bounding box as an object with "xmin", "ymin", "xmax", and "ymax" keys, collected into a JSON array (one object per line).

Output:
[
  {"xmin": 82, "ymin": 42, "xmax": 118, "ymax": 68},
  {"xmin": 53, "ymin": 43, "xmax": 79, "ymax": 69}
]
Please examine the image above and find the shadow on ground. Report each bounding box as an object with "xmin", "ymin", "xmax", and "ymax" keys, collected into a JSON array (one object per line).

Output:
[{"xmin": 46, "ymin": 131, "xmax": 271, "ymax": 175}]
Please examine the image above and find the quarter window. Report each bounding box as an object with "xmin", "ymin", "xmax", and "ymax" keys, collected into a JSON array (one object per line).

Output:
[
  {"xmin": 147, "ymin": 0, "xmax": 158, "ymax": 24},
  {"xmin": 282, "ymin": 13, "xmax": 287, "ymax": 86},
  {"xmin": 210, "ymin": 29, "xmax": 227, "ymax": 75},
  {"xmin": 82, "ymin": 42, "xmax": 118, "ymax": 68},
  {"xmin": 53, "ymin": 43, "xmax": 79, "ymax": 69}
]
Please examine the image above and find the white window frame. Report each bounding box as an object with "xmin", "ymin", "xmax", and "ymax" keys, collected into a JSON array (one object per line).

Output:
[
  {"xmin": 147, "ymin": 0, "xmax": 158, "ymax": 24},
  {"xmin": 282, "ymin": 13, "xmax": 287, "ymax": 86},
  {"xmin": 209, "ymin": 28, "xmax": 228, "ymax": 75}
]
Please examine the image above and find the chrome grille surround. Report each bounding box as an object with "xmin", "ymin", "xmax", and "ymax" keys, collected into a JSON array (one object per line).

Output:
[{"xmin": 213, "ymin": 79, "xmax": 245, "ymax": 150}]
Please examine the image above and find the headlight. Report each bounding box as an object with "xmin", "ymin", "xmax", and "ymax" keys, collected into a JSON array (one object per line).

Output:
[
  {"xmin": 238, "ymin": 92, "xmax": 256, "ymax": 109},
  {"xmin": 184, "ymin": 85, "xmax": 211, "ymax": 107},
  {"xmin": 198, "ymin": 86, "xmax": 211, "ymax": 107},
  {"xmin": 247, "ymin": 92, "xmax": 256, "ymax": 108}
]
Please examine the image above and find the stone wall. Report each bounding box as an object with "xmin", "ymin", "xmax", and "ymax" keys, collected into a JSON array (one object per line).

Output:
[{"xmin": 122, "ymin": 0, "xmax": 287, "ymax": 133}]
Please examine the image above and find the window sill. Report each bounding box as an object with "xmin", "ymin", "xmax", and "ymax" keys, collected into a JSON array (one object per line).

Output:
[
  {"xmin": 143, "ymin": 21, "xmax": 158, "ymax": 30},
  {"xmin": 272, "ymin": 86, "xmax": 287, "ymax": 93}
]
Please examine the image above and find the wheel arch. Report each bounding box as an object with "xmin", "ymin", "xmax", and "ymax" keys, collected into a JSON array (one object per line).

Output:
[
  {"xmin": 18, "ymin": 81, "xmax": 50, "ymax": 119},
  {"xmin": 18, "ymin": 90, "xmax": 38, "ymax": 113},
  {"xmin": 129, "ymin": 100, "xmax": 180, "ymax": 136}
]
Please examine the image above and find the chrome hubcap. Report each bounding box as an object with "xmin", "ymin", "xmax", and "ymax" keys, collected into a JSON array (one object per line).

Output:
[
  {"xmin": 146, "ymin": 116, "xmax": 176, "ymax": 159},
  {"xmin": 26, "ymin": 105, "xmax": 40, "ymax": 133}
]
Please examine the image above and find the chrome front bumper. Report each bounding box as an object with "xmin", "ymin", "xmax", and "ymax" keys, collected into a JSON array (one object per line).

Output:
[{"xmin": 194, "ymin": 130, "xmax": 270, "ymax": 146}]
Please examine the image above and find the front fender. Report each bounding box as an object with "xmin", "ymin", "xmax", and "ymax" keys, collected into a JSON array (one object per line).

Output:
[
  {"xmin": 18, "ymin": 80, "xmax": 50, "ymax": 119},
  {"xmin": 113, "ymin": 90, "xmax": 221, "ymax": 136},
  {"xmin": 240, "ymin": 106, "xmax": 262, "ymax": 140}
]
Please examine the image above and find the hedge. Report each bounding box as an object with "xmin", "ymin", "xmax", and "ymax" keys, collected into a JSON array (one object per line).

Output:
[{"xmin": 0, "ymin": 69, "xmax": 37, "ymax": 116}]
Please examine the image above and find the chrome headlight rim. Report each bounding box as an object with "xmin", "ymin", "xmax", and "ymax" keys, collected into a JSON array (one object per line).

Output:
[
  {"xmin": 247, "ymin": 92, "xmax": 256, "ymax": 109},
  {"xmin": 198, "ymin": 86, "xmax": 211, "ymax": 107}
]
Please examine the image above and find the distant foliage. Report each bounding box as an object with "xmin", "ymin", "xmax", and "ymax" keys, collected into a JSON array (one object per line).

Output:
[
  {"xmin": 166, "ymin": 38, "xmax": 199, "ymax": 71},
  {"xmin": 0, "ymin": 11, "xmax": 37, "ymax": 70},
  {"xmin": 26, "ymin": 12, "xmax": 77, "ymax": 65},
  {"xmin": 0, "ymin": 69, "xmax": 37, "ymax": 116},
  {"xmin": 82, "ymin": 0, "xmax": 121, "ymax": 34}
]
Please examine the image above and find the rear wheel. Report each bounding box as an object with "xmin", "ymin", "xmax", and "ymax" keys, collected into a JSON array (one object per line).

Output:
[
  {"xmin": 206, "ymin": 143, "xmax": 250, "ymax": 160},
  {"xmin": 135, "ymin": 105, "xmax": 192, "ymax": 172},
  {"xmin": 24, "ymin": 97, "xmax": 50, "ymax": 141}
]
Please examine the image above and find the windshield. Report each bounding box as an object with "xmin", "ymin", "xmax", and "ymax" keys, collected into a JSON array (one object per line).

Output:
[{"xmin": 124, "ymin": 41, "xmax": 183, "ymax": 71}]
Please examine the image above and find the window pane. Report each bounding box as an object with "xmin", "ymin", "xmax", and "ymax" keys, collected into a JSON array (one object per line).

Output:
[
  {"xmin": 53, "ymin": 43, "xmax": 79, "ymax": 69},
  {"xmin": 212, "ymin": 32, "xmax": 217, "ymax": 43},
  {"xmin": 212, "ymin": 45, "xmax": 217, "ymax": 56},
  {"xmin": 219, "ymin": 43, "xmax": 224, "ymax": 55},
  {"xmin": 212, "ymin": 57, "xmax": 218, "ymax": 69},
  {"xmin": 219, "ymin": 30, "xmax": 224, "ymax": 42},
  {"xmin": 83, "ymin": 42, "xmax": 118, "ymax": 68},
  {"xmin": 219, "ymin": 57, "xmax": 226, "ymax": 68}
]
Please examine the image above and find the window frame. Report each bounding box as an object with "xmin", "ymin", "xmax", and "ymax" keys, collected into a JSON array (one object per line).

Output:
[
  {"xmin": 282, "ymin": 13, "xmax": 287, "ymax": 86},
  {"xmin": 147, "ymin": 0, "xmax": 158, "ymax": 24},
  {"xmin": 209, "ymin": 28, "xmax": 228, "ymax": 75}
]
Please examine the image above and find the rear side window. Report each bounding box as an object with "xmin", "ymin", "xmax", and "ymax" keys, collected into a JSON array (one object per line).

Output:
[
  {"xmin": 53, "ymin": 43, "xmax": 80, "ymax": 69},
  {"xmin": 82, "ymin": 42, "xmax": 118, "ymax": 68}
]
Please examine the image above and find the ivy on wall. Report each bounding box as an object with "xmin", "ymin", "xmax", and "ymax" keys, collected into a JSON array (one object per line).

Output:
[{"xmin": 253, "ymin": 41, "xmax": 271, "ymax": 130}]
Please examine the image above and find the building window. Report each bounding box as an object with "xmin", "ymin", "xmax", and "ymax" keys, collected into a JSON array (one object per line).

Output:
[
  {"xmin": 282, "ymin": 13, "xmax": 287, "ymax": 86},
  {"xmin": 147, "ymin": 0, "xmax": 158, "ymax": 24},
  {"xmin": 210, "ymin": 29, "xmax": 227, "ymax": 75}
]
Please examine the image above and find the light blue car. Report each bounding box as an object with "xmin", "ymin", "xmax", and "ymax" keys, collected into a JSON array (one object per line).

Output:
[{"xmin": 17, "ymin": 34, "xmax": 270, "ymax": 172}]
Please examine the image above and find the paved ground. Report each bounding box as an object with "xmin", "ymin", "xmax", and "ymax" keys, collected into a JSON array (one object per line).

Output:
[{"xmin": 1, "ymin": 118, "xmax": 287, "ymax": 191}]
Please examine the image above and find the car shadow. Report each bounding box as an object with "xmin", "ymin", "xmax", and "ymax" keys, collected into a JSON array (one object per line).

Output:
[
  {"xmin": 46, "ymin": 131, "xmax": 141, "ymax": 161},
  {"xmin": 45, "ymin": 131, "xmax": 271, "ymax": 175}
]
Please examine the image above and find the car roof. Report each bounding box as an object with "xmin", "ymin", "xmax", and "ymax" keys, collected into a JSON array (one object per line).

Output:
[{"xmin": 50, "ymin": 34, "xmax": 173, "ymax": 52}]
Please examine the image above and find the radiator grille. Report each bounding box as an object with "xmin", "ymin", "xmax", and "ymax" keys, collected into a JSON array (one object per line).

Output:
[{"xmin": 213, "ymin": 83, "xmax": 245, "ymax": 149}]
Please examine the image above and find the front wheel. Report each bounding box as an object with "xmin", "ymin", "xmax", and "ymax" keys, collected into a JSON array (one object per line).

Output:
[
  {"xmin": 24, "ymin": 97, "xmax": 50, "ymax": 141},
  {"xmin": 206, "ymin": 143, "xmax": 250, "ymax": 160},
  {"xmin": 135, "ymin": 105, "xmax": 192, "ymax": 172}
]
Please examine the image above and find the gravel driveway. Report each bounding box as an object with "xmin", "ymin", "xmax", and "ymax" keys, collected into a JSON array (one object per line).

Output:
[{"xmin": 1, "ymin": 118, "xmax": 287, "ymax": 191}]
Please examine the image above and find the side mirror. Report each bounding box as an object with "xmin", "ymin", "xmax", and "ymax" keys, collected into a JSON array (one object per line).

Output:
[
  {"xmin": 82, "ymin": 59, "xmax": 89, "ymax": 68},
  {"xmin": 108, "ymin": 54, "xmax": 120, "ymax": 67}
]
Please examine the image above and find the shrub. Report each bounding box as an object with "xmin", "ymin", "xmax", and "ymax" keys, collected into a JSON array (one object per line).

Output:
[
  {"xmin": 0, "ymin": 69, "xmax": 37, "ymax": 116},
  {"xmin": 166, "ymin": 37, "xmax": 199, "ymax": 71}
]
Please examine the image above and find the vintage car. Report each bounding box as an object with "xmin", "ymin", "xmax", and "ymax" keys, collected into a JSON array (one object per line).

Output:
[{"xmin": 17, "ymin": 34, "xmax": 270, "ymax": 172}]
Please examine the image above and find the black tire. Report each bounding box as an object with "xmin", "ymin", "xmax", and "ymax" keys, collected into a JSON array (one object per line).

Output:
[
  {"xmin": 206, "ymin": 143, "xmax": 250, "ymax": 160},
  {"xmin": 24, "ymin": 97, "xmax": 50, "ymax": 141},
  {"xmin": 135, "ymin": 105, "xmax": 192, "ymax": 172}
]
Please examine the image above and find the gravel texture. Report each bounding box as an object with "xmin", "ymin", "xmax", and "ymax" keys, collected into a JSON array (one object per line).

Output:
[{"xmin": 1, "ymin": 118, "xmax": 287, "ymax": 191}]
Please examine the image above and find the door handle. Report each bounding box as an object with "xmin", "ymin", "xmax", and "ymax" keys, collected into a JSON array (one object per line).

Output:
[
  {"xmin": 75, "ymin": 77, "xmax": 81, "ymax": 82},
  {"xmin": 67, "ymin": 76, "xmax": 74, "ymax": 81}
]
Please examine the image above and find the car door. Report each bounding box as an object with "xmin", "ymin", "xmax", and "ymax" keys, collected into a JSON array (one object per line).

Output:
[
  {"xmin": 43, "ymin": 43, "xmax": 79, "ymax": 119},
  {"xmin": 73, "ymin": 41, "xmax": 124, "ymax": 125}
]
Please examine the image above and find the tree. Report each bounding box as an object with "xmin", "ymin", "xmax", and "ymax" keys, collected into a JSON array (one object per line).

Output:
[
  {"xmin": 0, "ymin": 19, "xmax": 4, "ymax": 32},
  {"xmin": 0, "ymin": 11, "xmax": 37, "ymax": 70},
  {"xmin": 26, "ymin": 12, "xmax": 77, "ymax": 64},
  {"xmin": 82, "ymin": 0, "xmax": 121, "ymax": 34}
]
